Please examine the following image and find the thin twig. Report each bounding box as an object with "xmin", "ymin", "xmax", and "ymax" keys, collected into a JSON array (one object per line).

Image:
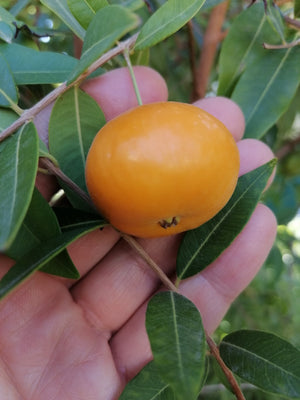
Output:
[
  {"xmin": 263, "ymin": 38, "xmax": 300, "ymax": 49},
  {"xmin": 194, "ymin": 0, "xmax": 229, "ymax": 99},
  {"xmin": 283, "ymin": 15, "xmax": 300, "ymax": 30},
  {"xmin": 0, "ymin": 33, "xmax": 139, "ymax": 143},
  {"xmin": 206, "ymin": 334, "xmax": 246, "ymax": 400},
  {"xmin": 39, "ymin": 157, "xmax": 95, "ymax": 209},
  {"xmin": 121, "ymin": 233, "xmax": 179, "ymax": 293}
]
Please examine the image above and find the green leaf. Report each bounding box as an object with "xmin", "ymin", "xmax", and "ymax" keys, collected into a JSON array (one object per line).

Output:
[
  {"xmin": 5, "ymin": 188, "xmax": 79, "ymax": 279},
  {"xmin": 266, "ymin": 3, "xmax": 286, "ymax": 43},
  {"xmin": 0, "ymin": 123, "xmax": 38, "ymax": 251},
  {"xmin": 0, "ymin": 21, "xmax": 15, "ymax": 43},
  {"xmin": 40, "ymin": 0, "xmax": 86, "ymax": 40},
  {"xmin": 231, "ymin": 46, "xmax": 300, "ymax": 139},
  {"xmin": 146, "ymin": 292, "xmax": 206, "ymax": 400},
  {"xmin": 218, "ymin": 3, "xmax": 280, "ymax": 96},
  {"xmin": 67, "ymin": 0, "xmax": 108, "ymax": 29},
  {"xmin": 49, "ymin": 86, "xmax": 105, "ymax": 193},
  {"xmin": 220, "ymin": 330, "xmax": 300, "ymax": 398},
  {"xmin": 0, "ymin": 53, "xmax": 18, "ymax": 107},
  {"xmin": 119, "ymin": 360, "xmax": 174, "ymax": 399},
  {"xmin": 109, "ymin": 0, "xmax": 145, "ymax": 11},
  {"xmin": 0, "ymin": 222, "xmax": 102, "ymax": 300},
  {"xmin": 67, "ymin": 5, "xmax": 139, "ymax": 83},
  {"xmin": 176, "ymin": 160, "xmax": 276, "ymax": 281},
  {"xmin": 135, "ymin": 0, "xmax": 205, "ymax": 51},
  {"xmin": 0, "ymin": 108, "xmax": 18, "ymax": 131},
  {"xmin": 0, "ymin": 42, "xmax": 78, "ymax": 84}
]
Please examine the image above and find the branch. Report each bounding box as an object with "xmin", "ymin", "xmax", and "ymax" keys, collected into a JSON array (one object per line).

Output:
[
  {"xmin": 121, "ymin": 234, "xmax": 245, "ymax": 400},
  {"xmin": 0, "ymin": 33, "xmax": 138, "ymax": 143},
  {"xmin": 206, "ymin": 335, "xmax": 246, "ymax": 400},
  {"xmin": 121, "ymin": 233, "xmax": 179, "ymax": 293},
  {"xmin": 194, "ymin": 0, "xmax": 229, "ymax": 99}
]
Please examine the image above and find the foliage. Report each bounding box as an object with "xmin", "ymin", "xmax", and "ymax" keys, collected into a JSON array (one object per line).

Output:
[{"xmin": 0, "ymin": 0, "xmax": 300, "ymax": 399}]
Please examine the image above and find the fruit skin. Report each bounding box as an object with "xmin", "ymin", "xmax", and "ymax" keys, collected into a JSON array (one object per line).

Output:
[{"xmin": 85, "ymin": 101, "xmax": 240, "ymax": 238}]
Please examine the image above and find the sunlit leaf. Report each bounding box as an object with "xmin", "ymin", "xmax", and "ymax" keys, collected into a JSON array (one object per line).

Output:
[
  {"xmin": 49, "ymin": 86, "xmax": 105, "ymax": 193},
  {"xmin": 176, "ymin": 160, "xmax": 276, "ymax": 281},
  {"xmin": 67, "ymin": 0, "xmax": 108, "ymax": 29},
  {"xmin": 232, "ymin": 46, "xmax": 300, "ymax": 139},
  {"xmin": 0, "ymin": 123, "xmax": 38, "ymax": 251},
  {"xmin": 40, "ymin": 0, "xmax": 86, "ymax": 40},
  {"xmin": 218, "ymin": 3, "xmax": 280, "ymax": 96},
  {"xmin": 135, "ymin": 0, "xmax": 205, "ymax": 50},
  {"xmin": 220, "ymin": 330, "xmax": 300, "ymax": 398},
  {"xmin": 0, "ymin": 53, "xmax": 18, "ymax": 107},
  {"xmin": 67, "ymin": 5, "xmax": 139, "ymax": 83},
  {"xmin": 0, "ymin": 42, "xmax": 78, "ymax": 84},
  {"xmin": 146, "ymin": 292, "xmax": 206, "ymax": 400}
]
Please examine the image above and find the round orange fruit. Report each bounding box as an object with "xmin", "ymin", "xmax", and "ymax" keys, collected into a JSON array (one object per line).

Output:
[{"xmin": 85, "ymin": 102, "xmax": 240, "ymax": 238}]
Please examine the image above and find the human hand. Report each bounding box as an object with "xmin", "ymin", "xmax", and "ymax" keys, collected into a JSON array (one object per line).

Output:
[{"xmin": 0, "ymin": 67, "xmax": 277, "ymax": 399}]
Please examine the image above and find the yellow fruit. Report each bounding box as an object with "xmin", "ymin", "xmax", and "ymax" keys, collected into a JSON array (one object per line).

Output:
[{"xmin": 85, "ymin": 102, "xmax": 240, "ymax": 237}]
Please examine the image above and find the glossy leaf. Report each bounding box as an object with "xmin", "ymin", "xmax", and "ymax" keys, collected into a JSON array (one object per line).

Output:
[
  {"xmin": 49, "ymin": 86, "xmax": 105, "ymax": 193},
  {"xmin": 68, "ymin": 5, "xmax": 139, "ymax": 83},
  {"xmin": 67, "ymin": 0, "xmax": 108, "ymax": 29},
  {"xmin": 119, "ymin": 360, "xmax": 174, "ymax": 399},
  {"xmin": 6, "ymin": 188, "xmax": 79, "ymax": 279},
  {"xmin": 135, "ymin": 0, "xmax": 205, "ymax": 50},
  {"xmin": 0, "ymin": 42, "xmax": 78, "ymax": 84},
  {"xmin": 0, "ymin": 53, "xmax": 18, "ymax": 107},
  {"xmin": 0, "ymin": 21, "xmax": 15, "ymax": 43},
  {"xmin": 0, "ymin": 123, "xmax": 38, "ymax": 251},
  {"xmin": 232, "ymin": 46, "xmax": 300, "ymax": 139},
  {"xmin": 220, "ymin": 330, "xmax": 300, "ymax": 398},
  {"xmin": 176, "ymin": 160, "xmax": 276, "ymax": 281},
  {"xmin": 40, "ymin": 0, "xmax": 85, "ymax": 40},
  {"xmin": 0, "ymin": 222, "xmax": 102, "ymax": 300},
  {"xmin": 146, "ymin": 292, "xmax": 206, "ymax": 400},
  {"xmin": 218, "ymin": 3, "xmax": 279, "ymax": 96}
]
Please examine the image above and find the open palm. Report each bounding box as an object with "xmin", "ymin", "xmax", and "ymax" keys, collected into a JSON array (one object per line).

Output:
[{"xmin": 0, "ymin": 67, "xmax": 277, "ymax": 400}]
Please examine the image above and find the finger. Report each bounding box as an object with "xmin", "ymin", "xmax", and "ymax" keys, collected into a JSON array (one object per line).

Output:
[
  {"xmin": 193, "ymin": 97, "xmax": 245, "ymax": 141},
  {"xmin": 110, "ymin": 204, "xmax": 277, "ymax": 381},
  {"xmin": 81, "ymin": 66, "xmax": 168, "ymax": 121},
  {"xmin": 237, "ymin": 138, "xmax": 276, "ymax": 189},
  {"xmin": 71, "ymin": 234, "xmax": 181, "ymax": 333}
]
